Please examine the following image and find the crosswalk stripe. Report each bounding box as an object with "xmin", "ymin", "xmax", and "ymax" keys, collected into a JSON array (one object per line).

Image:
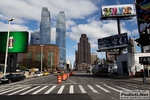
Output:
[
  {"xmin": 20, "ymin": 86, "xmax": 41, "ymax": 95},
  {"xmin": 7, "ymin": 87, "xmax": 30, "ymax": 95},
  {"xmin": 57, "ymin": 85, "xmax": 65, "ymax": 94},
  {"xmin": 44, "ymin": 85, "xmax": 56, "ymax": 94},
  {"xmin": 103, "ymin": 84, "xmax": 120, "ymax": 92},
  {"xmin": 0, "ymin": 87, "xmax": 22, "ymax": 95},
  {"xmin": 69, "ymin": 85, "xmax": 74, "ymax": 94},
  {"xmin": 32, "ymin": 86, "xmax": 48, "ymax": 94},
  {"xmin": 78, "ymin": 85, "xmax": 86, "ymax": 93},
  {"xmin": 87, "ymin": 85, "xmax": 99, "ymax": 94},
  {"xmin": 126, "ymin": 84, "xmax": 138, "ymax": 88},
  {"xmin": 116, "ymin": 86, "xmax": 130, "ymax": 91},
  {"xmin": 95, "ymin": 84, "xmax": 110, "ymax": 93},
  {"xmin": 0, "ymin": 87, "xmax": 15, "ymax": 93}
]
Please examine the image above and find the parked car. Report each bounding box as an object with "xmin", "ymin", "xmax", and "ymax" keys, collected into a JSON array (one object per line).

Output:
[
  {"xmin": 34, "ymin": 71, "xmax": 43, "ymax": 77},
  {"xmin": 0, "ymin": 73, "xmax": 26, "ymax": 84}
]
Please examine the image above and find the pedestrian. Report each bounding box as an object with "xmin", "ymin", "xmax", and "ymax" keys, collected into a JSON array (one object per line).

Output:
[{"xmin": 141, "ymin": 69, "xmax": 147, "ymax": 84}]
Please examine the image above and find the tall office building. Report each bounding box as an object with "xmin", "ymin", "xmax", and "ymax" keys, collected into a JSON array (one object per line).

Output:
[
  {"xmin": 78, "ymin": 34, "xmax": 91, "ymax": 65},
  {"xmin": 56, "ymin": 11, "xmax": 66, "ymax": 65},
  {"xmin": 30, "ymin": 31, "xmax": 40, "ymax": 44},
  {"xmin": 40, "ymin": 7, "xmax": 51, "ymax": 44}
]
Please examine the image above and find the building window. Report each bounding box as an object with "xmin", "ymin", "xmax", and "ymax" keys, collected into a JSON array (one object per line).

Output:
[
  {"xmin": 36, "ymin": 52, "xmax": 44, "ymax": 61},
  {"xmin": 48, "ymin": 51, "xmax": 54, "ymax": 68}
]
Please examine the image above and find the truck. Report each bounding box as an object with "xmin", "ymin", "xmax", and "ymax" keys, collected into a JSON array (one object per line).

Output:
[{"xmin": 92, "ymin": 63, "xmax": 118, "ymax": 75}]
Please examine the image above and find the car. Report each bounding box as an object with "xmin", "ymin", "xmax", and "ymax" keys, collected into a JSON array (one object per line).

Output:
[
  {"xmin": 34, "ymin": 71, "xmax": 43, "ymax": 77},
  {"xmin": 0, "ymin": 73, "xmax": 26, "ymax": 84},
  {"xmin": 42, "ymin": 71, "xmax": 49, "ymax": 76}
]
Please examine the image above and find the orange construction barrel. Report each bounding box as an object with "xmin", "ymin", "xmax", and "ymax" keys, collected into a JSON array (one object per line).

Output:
[
  {"xmin": 62, "ymin": 73, "xmax": 66, "ymax": 81},
  {"xmin": 57, "ymin": 75, "xmax": 62, "ymax": 84}
]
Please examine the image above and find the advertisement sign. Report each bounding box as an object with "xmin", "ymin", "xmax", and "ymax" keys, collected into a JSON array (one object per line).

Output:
[
  {"xmin": 0, "ymin": 31, "xmax": 29, "ymax": 53},
  {"xmin": 101, "ymin": 4, "xmax": 135, "ymax": 17},
  {"xmin": 136, "ymin": 0, "xmax": 150, "ymax": 33},
  {"xmin": 98, "ymin": 33, "xmax": 128, "ymax": 51}
]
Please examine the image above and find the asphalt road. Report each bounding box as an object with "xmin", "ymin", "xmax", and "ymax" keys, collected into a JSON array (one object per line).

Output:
[{"xmin": 0, "ymin": 72, "xmax": 150, "ymax": 100}]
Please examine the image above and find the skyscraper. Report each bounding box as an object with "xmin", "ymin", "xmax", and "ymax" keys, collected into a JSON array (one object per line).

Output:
[
  {"xmin": 78, "ymin": 34, "xmax": 91, "ymax": 64},
  {"xmin": 30, "ymin": 31, "xmax": 40, "ymax": 44},
  {"xmin": 40, "ymin": 7, "xmax": 51, "ymax": 44},
  {"xmin": 56, "ymin": 11, "xmax": 66, "ymax": 65},
  {"xmin": 75, "ymin": 34, "xmax": 91, "ymax": 71}
]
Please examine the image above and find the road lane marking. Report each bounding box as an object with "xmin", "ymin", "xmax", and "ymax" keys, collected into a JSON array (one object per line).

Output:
[
  {"xmin": 20, "ymin": 86, "xmax": 40, "ymax": 95},
  {"xmin": 87, "ymin": 85, "xmax": 99, "ymax": 94},
  {"xmin": 95, "ymin": 84, "xmax": 110, "ymax": 93},
  {"xmin": 44, "ymin": 85, "xmax": 56, "ymax": 94},
  {"xmin": 8, "ymin": 87, "xmax": 30, "ymax": 95},
  {"xmin": 0, "ymin": 87, "xmax": 22, "ymax": 95},
  {"xmin": 0, "ymin": 87, "xmax": 15, "ymax": 93},
  {"xmin": 32, "ymin": 86, "xmax": 48, "ymax": 94},
  {"xmin": 67, "ymin": 79, "xmax": 77, "ymax": 84},
  {"xmin": 57, "ymin": 85, "xmax": 65, "ymax": 94},
  {"xmin": 103, "ymin": 84, "xmax": 120, "ymax": 92},
  {"xmin": 116, "ymin": 86, "xmax": 130, "ymax": 91},
  {"xmin": 69, "ymin": 85, "xmax": 74, "ymax": 94},
  {"xmin": 126, "ymin": 84, "xmax": 138, "ymax": 88},
  {"xmin": 78, "ymin": 85, "xmax": 86, "ymax": 93}
]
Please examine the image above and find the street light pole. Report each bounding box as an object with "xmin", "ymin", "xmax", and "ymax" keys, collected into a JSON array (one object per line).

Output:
[
  {"xmin": 4, "ymin": 18, "xmax": 14, "ymax": 76},
  {"xmin": 40, "ymin": 44, "xmax": 44, "ymax": 72}
]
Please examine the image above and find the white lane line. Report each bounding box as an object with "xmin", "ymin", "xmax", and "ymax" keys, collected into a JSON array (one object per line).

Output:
[
  {"xmin": 20, "ymin": 86, "xmax": 40, "ymax": 95},
  {"xmin": 0, "ymin": 87, "xmax": 22, "ymax": 95},
  {"xmin": 57, "ymin": 85, "xmax": 65, "ymax": 94},
  {"xmin": 126, "ymin": 84, "xmax": 138, "ymax": 88},
  {"xmin": 78, "ymin": 85, "xmax": 86, "ymax": 93},
  {"xmin": 0, "ymin": 87, "xmax": 15, "ymax": 93},
  {"xmin": 87, "ymin": 85, "xmax": 99, "ymax": 94},
  {"xmin": 8, "ymin": 87, "xmax": 30, "ymax": 95},
  {"xmin": 69, "ymin": 85, "xmax": 74, "ymax": 94},
  {"xmin": 95, "ymin": 84, "xmax": 110, "ymax": 93},
  {"xmin": 116, "ymin": 86, "xmax": 130, "ymax": 91},
  {"xmin": 103, "ymin": 84, "xmax": 120, "ymax": 92},
  {"xmin": 32, "ymin": 86, "xmax": 48, "ymax": 94},
  {"xmin": 44, "ymin": 85, "xmax": 56, "ymax": 94},
  {"xmin": 112, "ymin": 97, "xmax": 118, "ymax": 100}
]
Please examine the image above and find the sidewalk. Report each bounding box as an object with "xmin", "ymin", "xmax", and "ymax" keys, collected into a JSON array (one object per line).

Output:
[{"xmin": 110, "ymin": 74, "xmax": 150, "ymax": 84}]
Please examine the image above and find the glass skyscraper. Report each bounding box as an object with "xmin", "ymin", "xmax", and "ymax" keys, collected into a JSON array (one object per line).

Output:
[
  {"xmin": 56, "ymin": 11, "xmax": 66, "ymax": 65},
  {"xmin": 40, "ymin": 7, "xmax": 51, "ymax": 44},
  {"xmin": 30, "ymin": 31, "xmax": 40, "ymax": 44}
]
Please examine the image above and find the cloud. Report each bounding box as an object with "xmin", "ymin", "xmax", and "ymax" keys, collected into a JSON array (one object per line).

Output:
[{"xmin": 0, "ymin": 0, "xmax": 98, "ymax": 22}]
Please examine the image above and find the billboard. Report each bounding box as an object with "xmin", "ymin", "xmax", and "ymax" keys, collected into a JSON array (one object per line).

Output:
[
  {"xmin": 0, "ymin": 31, "xmax": 29, "ymax": 53},
  {"xmin": 136, "ymin": 0, "xmax": 150, "ymax": 33},
  {"xmin": 98, "ymin": 33, "xmax": 128, "ymax": 51},
  {"xmin": 101, "ymin": 4, "xmax": 135, "ymax": 17}
]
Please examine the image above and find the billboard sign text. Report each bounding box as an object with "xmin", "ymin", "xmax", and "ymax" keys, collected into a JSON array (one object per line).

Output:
[
  {"xmin": 101, "ymin": 4, "xmax": 135, "ymax": 17},
  {"xmin": 98, "ymin": 33, "xmax": 128, "ymax": 51},
  {"xmin": 136, "ymin": 0, "xmax": 150, "ymax": 33}
]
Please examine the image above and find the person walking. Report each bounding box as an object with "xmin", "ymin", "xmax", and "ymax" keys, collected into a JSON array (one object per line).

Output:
[{"xmin": 141, "ymin": 69, "xmax": 147, "ymax": 84}]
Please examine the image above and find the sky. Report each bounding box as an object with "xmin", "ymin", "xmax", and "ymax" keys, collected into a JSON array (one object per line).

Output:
[{"xmin": 0, "ymin": 0, "xmax": 141, "ymax": 64}]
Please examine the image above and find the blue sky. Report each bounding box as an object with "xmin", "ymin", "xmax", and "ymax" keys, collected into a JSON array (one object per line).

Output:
[{"xmin": 0, "ymin": 0, "xmax": 141, "ymax": 64}]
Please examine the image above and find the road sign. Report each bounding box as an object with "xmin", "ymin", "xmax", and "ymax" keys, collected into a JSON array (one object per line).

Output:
[{"xmin": 139, "ymin": 56, "xmax": 150, "ymax": 64}]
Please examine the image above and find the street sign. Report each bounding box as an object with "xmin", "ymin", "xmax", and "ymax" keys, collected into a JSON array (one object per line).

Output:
[{"xmin": 139, "ymin": 56, "xmax": 150, "ymax": 64}]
